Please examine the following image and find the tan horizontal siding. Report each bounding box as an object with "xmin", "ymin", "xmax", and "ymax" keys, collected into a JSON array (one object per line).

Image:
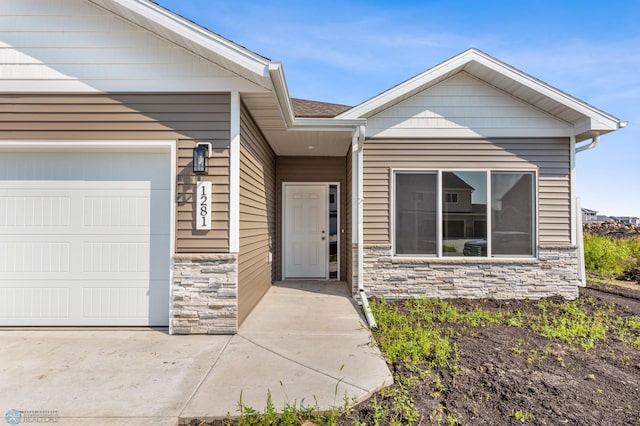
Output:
[
  {"xmin": 0, "ymin": 94, "xmax": 230, "ymax": 141},
  {"xmin": 275, "ymin": 156, "xmax": 347, "ymax": 281},
  {"xmin": 238, "ymin": 103, "xmax": 276, "ymax": 325},
  {"xmin": 176, "ymin": 136, "xmax": 231, "ymax": 253},
  {"xmin": 363, "ymin": 138, "xmax": 570, "ymax": 246},
  {"xmin": 0, "ymin": 93, "xmax": 232, "ymax": 253}
]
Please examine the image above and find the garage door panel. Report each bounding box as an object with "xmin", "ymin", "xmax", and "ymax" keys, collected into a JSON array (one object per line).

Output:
[
  {"xmin": 0, "ymin": 286, "xmax": 70, "ymax": 320},
  {"xmin": 0, "ymin": 193, "xmax": 71, "ymax": 228},
  {"xmin": 0, "ymin": 150, "xmax": 170, "ymax": 326},
  {"xmin": 0, "ymin": 240, "xmax": 71, "ymax": 273},
  {"xmin": 83, "ymin": 241, "xmax": 149, "ymax": 273},
  {"xmin": 82, "ymin": 285, "xmax": 148, "ymax": 320},
  {"xmin": 0, "ymin": 152, "xmax": 171, "ymax": 189}
]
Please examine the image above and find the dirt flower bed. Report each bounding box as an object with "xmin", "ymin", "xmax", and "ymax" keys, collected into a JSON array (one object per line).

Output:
[{"xmin": 358, "ymin": 289, "xmax": 640, "ymax": 425}]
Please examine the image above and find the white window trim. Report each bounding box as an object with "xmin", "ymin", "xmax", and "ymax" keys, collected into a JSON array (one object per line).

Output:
[{"xmin": 392, "ymin": 168, "xmax": 538, "ymax": 260}]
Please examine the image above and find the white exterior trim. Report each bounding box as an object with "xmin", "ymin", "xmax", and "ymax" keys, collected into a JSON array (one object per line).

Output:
[
  {"xmin": 229, "ymin": 91, "xmax": 241, "ymax": 253},
  {"xmin": 570, "ymin": 134, "xmax": 577, "ymax": 245},
  {"xmin": 0, "ymin": 140, "xmax": 174, "ymax": 150},
  {"xmin": 168, "ymin": 140, "xmax": 177, "ymax": 334},
  {"xmin": 351, "ymin": 133, "xmax": 359, "ymax": 245},
  {"xmin": 357, "ymin": 126, "xmax": 365, "ymax": 291},
  {"xmin": 390, "ymin": 167, "xmax": 538, "ymax": 259}
]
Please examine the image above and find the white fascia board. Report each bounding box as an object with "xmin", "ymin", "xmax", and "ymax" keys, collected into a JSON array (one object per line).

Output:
[
  {"xmin": 291, "ymin": 117, "xmax": 366, "ymax": 132},
  {"xmin": 470, "ymin": 52, "xmax": 622, "ymax": 131},
  {"xmin": 268, "ymin": 63, "xmax": 296, "ymax": 128},
  {"xmin": 338, "ymin": 49, "xmax": 623, "ymax": 132},
  {"xmin": 91, "ymin": 0, "xmax": 270, "ymax": 82},
  {"xmin": 268, "ymin": 63, "xmax": 365, "ymax": 132}
]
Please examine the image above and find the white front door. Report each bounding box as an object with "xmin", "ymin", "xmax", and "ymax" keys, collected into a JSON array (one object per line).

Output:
[{"xmin": 284, "ymin": 184, "xmax": 327, "ymax": 279}]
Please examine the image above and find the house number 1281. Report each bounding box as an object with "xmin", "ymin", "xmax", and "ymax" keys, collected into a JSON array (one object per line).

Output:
[{"xmin": 195, "ymin": 181, "xmax": 212, "ymax": 230}]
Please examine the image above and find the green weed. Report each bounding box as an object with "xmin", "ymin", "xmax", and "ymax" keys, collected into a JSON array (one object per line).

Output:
[
  {"xmin": 509, "ymin": 409, "xmax": 535, "ymax": 422},
  {"xmin": 532, "ymin": 299, "xmax": 608, "ymax": 350},
  {"xmin": 583, "ymin": 233, "xmax": 639, "ymax": 278}
]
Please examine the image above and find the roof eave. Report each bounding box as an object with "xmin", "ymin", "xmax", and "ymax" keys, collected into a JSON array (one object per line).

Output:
[
  {"xmin": 269, "ymin": 63, "xmax": 365, "ymax": 132},
  {"xmin": 338, "ymin": 48, "xmax": 625, "ymax": 138}
]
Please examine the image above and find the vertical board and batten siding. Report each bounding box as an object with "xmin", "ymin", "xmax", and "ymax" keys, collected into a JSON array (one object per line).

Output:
[
  {"xmin": 0, "ymin": 93, "xmax": 232, "ymax": 252},
  {"xmin": 276, "ymin": 157, "xmax": 347, "ymax": 281},
  {"xmin": 238, "ymin": 103, "xmax": 276, "ymax": 324},
  {"xmin": 365, "ymin": 72, "xmax": 572, "ymax": 139},
  {"xmin": 363, "ymin": 138, "xmax": 571, "ymax": 245}
]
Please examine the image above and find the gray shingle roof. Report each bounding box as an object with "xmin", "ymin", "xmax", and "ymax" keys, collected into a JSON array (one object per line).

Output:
[{"xmin": 291, "ymin": 98, "xmax": 352, "ymax": 118}]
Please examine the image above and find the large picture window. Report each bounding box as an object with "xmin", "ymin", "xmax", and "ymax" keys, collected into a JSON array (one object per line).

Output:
[{"xmin": 394, "ymin": 170, "xmax": 535, "ymax": 257}]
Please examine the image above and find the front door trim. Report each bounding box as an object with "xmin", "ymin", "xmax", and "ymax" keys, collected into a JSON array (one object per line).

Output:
[{"xmin": 282, "ymin": 182, "xmax": 340, "ymax": 280}]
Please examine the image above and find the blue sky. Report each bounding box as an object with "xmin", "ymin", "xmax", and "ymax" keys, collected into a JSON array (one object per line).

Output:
[{"xmin": 156, "ymin": 0, "xmax": 639, "ymax": 217}]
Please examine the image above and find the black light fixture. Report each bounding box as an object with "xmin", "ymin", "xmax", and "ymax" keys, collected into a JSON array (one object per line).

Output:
[{"xmin": 193, "ymin": 142, "xmax": 211, "ymax": 175}]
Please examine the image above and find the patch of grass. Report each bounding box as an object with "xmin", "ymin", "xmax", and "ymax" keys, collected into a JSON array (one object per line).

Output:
[
  {"xmin": 371, "ymin": 299, "xmax": 457, "ymax": 369},
  {"xmin": 531, "ymin": 299, "xmax": 608, "ymax": 350},
  {"xmin": 509, "ymin": 409, "xmax": 535, "ymax": 422}
]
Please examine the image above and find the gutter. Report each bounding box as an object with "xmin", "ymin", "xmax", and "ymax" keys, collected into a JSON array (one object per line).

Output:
[
  {"xmin": 576, "ymin": 136, "xmax": 600, "ymax": 153},
  {"xmin": 576, "ymin": 121, "xmax": 627, "ymax": 154},
  {"xmin": 355, "ymin": 125, "xmax": 377, "ymax": 329}
]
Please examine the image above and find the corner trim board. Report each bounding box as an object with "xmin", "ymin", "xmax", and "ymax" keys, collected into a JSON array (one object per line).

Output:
[{"xmin": 229, "ymin": 91, "xmax": 241, "ymax": 253}]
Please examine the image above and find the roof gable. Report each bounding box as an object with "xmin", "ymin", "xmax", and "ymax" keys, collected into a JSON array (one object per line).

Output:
[
  {"xmin": 338, "ymin": 49, "xmax": 624, "ymax": 141},
  {"xmin": 365, "ymin": 72, "xmax": 573, "ymax": 139},
  {"xmin": 0, "ymin": 0, "xmax": 268, "ymax": 93},
  {"xmin": 88, "ymin": 0, "xmax": 271, "ymax": 88}
]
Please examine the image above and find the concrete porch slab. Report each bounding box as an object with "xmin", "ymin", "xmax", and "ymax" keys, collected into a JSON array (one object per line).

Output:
[{"xmin": 180, "ymin": 281, "xmax": 393, "ymax": 420}]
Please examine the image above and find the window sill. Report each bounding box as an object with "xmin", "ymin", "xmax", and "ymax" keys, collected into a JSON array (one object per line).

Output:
[{"xmin": 384, "ymin": 256, "xmax": 538, "ymax": 265}]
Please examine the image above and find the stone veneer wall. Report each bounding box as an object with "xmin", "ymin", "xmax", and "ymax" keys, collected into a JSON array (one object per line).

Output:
[
  {"xmin": 171, "ymin": 253, "xmax": 238, "ymax": 334},
  {"xmin": 362, "ymin": 245, "xmax": 579, "ymax": 300}
]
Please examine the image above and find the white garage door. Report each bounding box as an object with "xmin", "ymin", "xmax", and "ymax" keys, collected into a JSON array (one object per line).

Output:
[{"xmin": 0, "ymin": 150, "xmax": 170, "ymax": 326}]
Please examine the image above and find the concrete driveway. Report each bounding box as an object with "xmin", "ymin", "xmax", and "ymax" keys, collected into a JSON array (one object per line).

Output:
[{"xmin": 0, "ymin": 282, "xmax": 392, "ymax": 425}]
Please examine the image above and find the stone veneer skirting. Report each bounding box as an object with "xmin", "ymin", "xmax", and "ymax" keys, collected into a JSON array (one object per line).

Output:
[
  {"xmin": 361, "ymin": 244, "xmax": 579, "ymax": 300},
  {"xmin": 171, "ymin": 253, "xmax": 238, "ymax": 335}
]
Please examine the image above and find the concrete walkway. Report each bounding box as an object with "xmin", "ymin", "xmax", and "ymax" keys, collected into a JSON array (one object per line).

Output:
[{"xmin": 0, "ymin": 282, "xmax": 392, "ymax": 425}]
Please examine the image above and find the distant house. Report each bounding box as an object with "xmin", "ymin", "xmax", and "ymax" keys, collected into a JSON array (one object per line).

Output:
[
  {"xmin": 581, "ymin": 208, "xmax": 598, "ymax": 223},
  {"xmin": 613, "ymin": 216, "xmax": 640, "ymax": 226}
]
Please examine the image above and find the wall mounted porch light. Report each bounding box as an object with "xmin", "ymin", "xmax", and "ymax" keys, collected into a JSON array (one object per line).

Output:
[{"xmin": 193, "ymin": 142, "xmax": 212, "ymax": 175}]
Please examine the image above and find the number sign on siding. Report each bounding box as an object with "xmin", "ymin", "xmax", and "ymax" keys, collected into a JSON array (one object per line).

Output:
[{"xmin": 196, "ymin": 181, "xmax": 212, "ymax": 230}]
